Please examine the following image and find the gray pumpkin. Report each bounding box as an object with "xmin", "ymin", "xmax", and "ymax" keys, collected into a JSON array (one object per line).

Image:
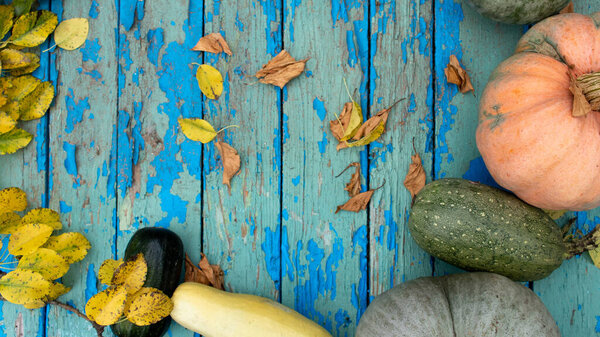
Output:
[
  {"xmin": 464, "ymin": 0, "xmax": 570, "ymax": 24},
  {"xmin": 356, "ymin": 272, "xmax": 560, "ymax": 337}
]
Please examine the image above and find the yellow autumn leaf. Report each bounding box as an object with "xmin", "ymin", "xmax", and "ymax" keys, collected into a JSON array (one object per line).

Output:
[
  {"xmin": 178, "ymin": 118, "xmax": 217, "ymax": 143},
  {"xmin": 0, "ymin": 5, "xmax": 14, "ymax": 40},
  {"xmin": 0, "ymin": 212, "xmax": 21, "ymax": 234},
  {"xmin": 99, "ymin": 259, "xmax": 123, "ymax": 285},
  {"xmin": 0, "ymin": 187, "xmax": 27, "ymax": 212},
  {"xmin": 21, "ymin": 207, "xmax": 62, "ymax": 230},
  {"xmin": 0, "ymin": 111, "xmax": 16, "ymax": 134},
  {"xmin": 0, "ymin": 128, "xmax": 32, "ymax": 154},
  {"xmin": 125, "ymin": 287, "xmax": 173, "ymax": 326},
  {"xmin": 10, "ymin": 10, "xmax": 58, "ymax": 48},
  {"xmin": 1, "ymin": 75, "xmax": 41, "ymax": 119},
  {"xmin": 0, "ymin": 270, "xmax": 51, "ymax": 305},
  {"xmin": 85, "ymin": 286, "xmax": 128, "ymax": 326},
  {"xmin": 340, "ymin": 102, "xmax": 362, "ymax": 141},
  {"xmin": 10, "ymin": 59, "xmax": 40, "ymax": 76},
  {"xmin": 195, "ymin": 64, "xmax": 223, "ymax": 100},
  {"xmin": 54, "ymin": 18, "xmax": 89, "ymax": 50},
  {"xmin": 337, "ymin": 121, "xmax": 385, "ymax": 150},
  {"xmin": 0, "ymin": 49, "xmax": 34, "ymax": 69},
  {"xmin": 112, "ymin": 253, "xmax": 147, "ymax": 294},
  {"xmin": 23, "ymin": 282, "xmax": 70, "ymax": 309},
  {"xmin": 17, "ymin": 248, "xmax": 69, "ymax": 280},
  {"xmin": 42, "ymin": 232, "xmax": 91, "ymax": 263},
  {"xmin": 590, "ymin": 247, "xmax": 600, "ymax": 269},
  {"xmin": 19, "ymin": 81, "xmax": 54, "ymax": 121},
  {"xmin": 8, "ymin": 223, "xmax": 54, "ymax": 256},
  {"xmin": 543, "ymin": 209, "xmax": 567, "ymax": 220}
]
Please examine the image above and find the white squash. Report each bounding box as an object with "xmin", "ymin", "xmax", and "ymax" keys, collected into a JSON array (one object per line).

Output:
[{"xmin": 170, "ymin": 282, "xmax": 332, "ymax": 337}]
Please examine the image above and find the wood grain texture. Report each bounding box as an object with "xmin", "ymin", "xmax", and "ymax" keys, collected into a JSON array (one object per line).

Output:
[
  {"xmin": 201, "ymin": 0, "xmax": 281, "ymax": 300},
  {"xmin": 368, "ymin": 0, "xmax": 433, "ymax": 299},
  {"xmin": 46, "ymin": 1, "xmax": 118, "ymax": 336},
  {"xmin": 282, "ymin": 1, "xmax": 367, "ymax": 336}
]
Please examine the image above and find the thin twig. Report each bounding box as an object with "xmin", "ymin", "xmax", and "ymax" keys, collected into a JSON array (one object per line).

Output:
[{"xmin": 49, "ymin": 300, "xmax": 105, "ymax": 337}]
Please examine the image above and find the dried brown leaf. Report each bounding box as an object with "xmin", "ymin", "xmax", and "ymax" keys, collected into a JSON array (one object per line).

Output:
[
  {"xmin": 560, "ymin": 1, "xmax": 574, "ymax": 14},
  {"xmin": 569, "ymin": 72, "xmax": 591, "ymax": 117},
  {"xmin": 335, "ymin": 180, "xmax": 384, "ymax": 214},
  {"xmin": 184, "ymin": 253, "xmax": 225, "ymax": 290},
  {"xmin": 404, "ymin": 153, "xmax": 426, "ymax": 198},
  {"xmin": 445, "ymin": 55, "xmax": 474, "ymax": 94},
  {"xmin": 329, "ymin": 102, "xmax": 353, "ymax": 141},
  {"xmin": 191, "ymin": 33, "xmax": 232, "ymax": 55},
  {"xmin": 255, "ymin": 50, "xmax": 307, "ymax": 89},
  {"xmin": 343, "ymin": 162, "xmax": 361, "ymax": 197},
  {"xmin": 215, "ymin": 141, "xmax": 241, "ymax": 194}
]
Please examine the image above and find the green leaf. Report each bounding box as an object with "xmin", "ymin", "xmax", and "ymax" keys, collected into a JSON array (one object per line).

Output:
[
  {"xmin": 0, "ymin": 5, "xmax": 14, "ymax": 39},
  {"xmin": 13, "ymin": 0, "xmax": 35, "ymax": 17},
  {"xmin": 0, "ymin": 270, "xmax": 51, "ymax": 305},
  {"xmin": 19, "ymin": 81, "xmax": 54, "ymax": 121},
  {"xmin": 195, "ymin": 64, "xmax": 223, "ymax": 100},
  {"xmin": 54, "ymin": 18, "xmax": 89, "ymax": 50},
  {"xmin": 0, "ymin": 128, "xmax": 32, "ymax": 155},
  {"xmin": 10, "ymin": 10, "xmax": 57, "ymax": 48},
  {"xmin": 178, "ymin": 118, "xmax": 217, "ymax": 143}
]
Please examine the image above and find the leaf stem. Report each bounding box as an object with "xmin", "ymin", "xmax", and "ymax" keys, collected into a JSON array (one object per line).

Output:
[
  {"xmin": 216, "ymin": 125, "xmax": 239, "ymax": 134},
  {"xmin": 41, "ymin": 43, "xmax": 56, "ymax": 53},
  {"xmin": 342, "ymin": 78, "xmax": 353, "ymax": 102}
]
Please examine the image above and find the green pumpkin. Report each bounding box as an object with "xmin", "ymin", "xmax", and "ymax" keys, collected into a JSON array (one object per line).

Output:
[
  {"xmin": 356, "ymin": 273, "xmax": 560, "ymax": 337},
  {"xmin": 464, "ymin": 0, "xmax": 570, "ymax": 24}
]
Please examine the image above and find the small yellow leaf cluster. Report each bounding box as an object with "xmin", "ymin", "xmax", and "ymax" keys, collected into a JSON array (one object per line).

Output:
[
  {"xmin": 0, "ymin": 5, "xmax": 89, "ymax": 155},
  {"xmin": 86, "ymin": 254, "xmax": 173, "ymax": 327},
  {"xmin": 0, "ymin": 187, "xmax": 91, "ymax": 308}
]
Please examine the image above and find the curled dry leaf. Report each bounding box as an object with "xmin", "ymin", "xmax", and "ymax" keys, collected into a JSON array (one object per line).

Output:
[
  {"xmin": 184, "ymin": 253, "xmax": 225, "ymax": 290},
  {"xmin": 336, "ymin": 101, "xmax": 401, "ymax": 150},
  {"xmin": 445, "ymin": 55, "xmax": 474, "ymax": 94},
  {"xmin": 329, "ymin": 102, "xmax": 362, "ymax": 142},
  {"xmin": 336, "ymin": 162, "xmax": 361, "ymax": 197},
  {"xmin": 569, "ymin": 72, "xmax": 591, "ymax": 117},
  {"xmin": 255, "ymin": 50, "xmax": 307, "ymax": 89},
  {"xmin": 403, "ymin": 151, "xmax": 426, "ymax": 199},
  {"xmin": 0, "ymin": 187, "xmax": 27, "ymax": 212},
  {"xmin": 560, "ymin": 1, "xmax": 574, "ymax": 14},
  {"xmin": 215, "ymin": 141, "xmax": 241, "ymax": 193},
  {"xmin": 192, "ymin": 32, "xmax": 232, "ymax": 56},
  {"xmin": 335, "ymin": 180, "xmax": 385, "ymax": 214}
]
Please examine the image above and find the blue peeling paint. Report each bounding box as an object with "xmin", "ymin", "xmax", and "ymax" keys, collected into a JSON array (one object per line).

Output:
[
  {"xmin": 351, "ymin": 225, "xmax": 368, "ymax": 324},
  {"xmin": 420, "ymin": 74, "xmax": 434, "ymax": 153},
  {"xmin": 80, "ymin": 38, "xmax": 101, "ymax": 63},
  {"xmin": 89, "ymin": 0, "xmax": 99, "ymax": 18},
  {"xmin": 258, "ymin": 0, "xmax": 282, "ymax": 56},
  {"xmin": 59, "ymin": 201, "xmax": 72, "ymax": 213},
  {"xmin": 292, "ymin": 175, "xmax": 300, "ymax": 186},
  {"xmin": 281, "ymin": 225, "xmax": 294, "ymax": 281},
  {"xmin": 312, "ymin": 97, "xmax": 327, "ymax": 121},
  {"xmin": 107, "ymin": 125, "xmax": 117, "ymax": 199},
  {"xmin": 596, "ymin": 316, "xmax": 600, "ymax": 332},
  {"xmin": 85, "ymin": 264, "xmax": 97, "ymax": 303},
  {"xmin": 147, "ymin": 28, "xmax": 164, "ymax": 67},
  {"xmin": 331, "ymin": 0, "xmax": 349, "ymax": 25},
  {"xmin": 261, "ymin": 227, "xmax": 281, "ymax": 289},
  {"xmin": 287, "ymin": 0, "xmax": 302, "ymax": 42},
  {"xmin": 318, "ymin": 132, "xmax": 328, "ymax": 154},
  {"xmin": 0, "ymin": 302, "xmax": 6, "ymax": 337},
  {"xmin": 65, "ymin": 89, "xmax": 91, "ymax": 134},
  {"xmin": 120, "ymin": 0, "xmax": 145, "ymax": 31},
  {"xmin": 235, "ymin": 12, "xmax": 244, "ymax": 31},
  {"xmin": 63, "ymin": 141, "xmax": 78, "ymax": 177},
  {"xmin": 346, "ymin": 30, "xmax": 358, "ymax": 68},
  {"xmin": 35, "ymin": 120, "xmax": 46, "ymax": 173}
]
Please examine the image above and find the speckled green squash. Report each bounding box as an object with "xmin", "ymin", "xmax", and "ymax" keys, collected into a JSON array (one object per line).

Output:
[
  {"xmin": 465, "ymin": 0, "xmax": 570, "ymax": 24},
  {"xmin": 408, "ymin": 179, "xmax": 566, "ymax": 281},
  {"xmin": 356, "ymin": 272, "xmax": 560, "ymax": 337}
]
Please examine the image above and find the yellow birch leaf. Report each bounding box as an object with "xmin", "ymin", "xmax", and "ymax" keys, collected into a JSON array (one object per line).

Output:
[
  {"xmin": 22, "ymin": 299, "xmax": 45, "ymax": 309},
  {"xmin": 19, "ymin": 81, "xmax": 54, "ymax": 121},
  {"xmin": 0, "ymin": 212, "xmax": 21, "ymax": 234},
  {"xmin": 590, "ymin": 248, "xmax": 600, "ymax": 269},
  {"xmin": 0, "ymin": 48, "xmax": 34, "ymax": 69},
  {"xmin": 337, "ymin": 121, "xmax": 385, "ymax": 150},
  {"xmin": 54, "ymin": 18, "xmax": 89, "ymax": 50},
  {"xmin": 10, "ymin": 59, "xmax": 39, "ymax": 76},
  {"xmin": 0, "ymin": 128, "xmax": 32, "ymax": 154},
  {"xmin": 42, "ymin": 232, "xmax": 91, "ymax": 263},
  {"xmin": 99, "ymin": 259, "xmax": 123, "ymax": 285},
  {"xmin": 21, "ymin": 207, "xmax": 62, "ymax": 230},
  {"xmin": 0, "ymin": 111, "xmax": 16, "ymax": 134},
  {"xmin": 85, "ymin": 286, "xmax": 128, "ymax": 326},
  {"xmin": 195, "ymin": 64, "xmax": 223, "ymax": 100},
  {"xmin": 10, "ymin": 10, "xmax": 58, "ymax": 48},
  {"xmin": 23, "ymin": 282, "xmax": 70, "ymax": 309},
  {"xmin": 13, "ymin": 0, "xmax": 34, "ymax": 16},
  {"xmin": 2, "ymin": 75, "xmax": 41, "ymax": 120},
  {"xmin": 111, "ymin": 253, "xmax": 147, "ymax": 294},
  {"xmin": 178, "ymin": 118, "xmax": 217, "ymax": 143},
  {"xmin": 0, "ymin": 187, "xmax": 27, "ymax": 212},
  {"xmin": 340, "ymin": 102, "xmax": 362, "ymax": 141},
  {"xmin": 8, "ymin": 223, "xmax": 54, "ymax": 256},
  {"xmin": 0, "ymin": 270, "xmax": 51, "ymax": 304},
  {"xmin": 125, "ymin": 287, "xmax": 173, "ymax": 326},
  {"xmin": 0, "ymin": 5, "xmax": 14, "ymax": 39},
  {"xmin": 17, "ymin": 248, "xmax": 69, "ymax": 280}
]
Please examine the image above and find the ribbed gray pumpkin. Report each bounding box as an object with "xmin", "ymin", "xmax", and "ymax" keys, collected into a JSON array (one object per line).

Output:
[
  {"xmin": 356, "ymin": 273, "xmax": 560, "ymax": 337},
  {"xmin": 464, "ymin": 0, "xmax": 570, "ymax": 24}
]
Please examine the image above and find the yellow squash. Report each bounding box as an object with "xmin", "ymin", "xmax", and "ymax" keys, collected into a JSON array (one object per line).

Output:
[{"xmin": 170, "ymin": 282, "xmax": 332, "ymax": 337}]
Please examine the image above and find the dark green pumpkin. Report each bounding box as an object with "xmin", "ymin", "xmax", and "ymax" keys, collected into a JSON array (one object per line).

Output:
[
  {"xmin": 409, "ymin": 179, "xmax": 570, "ymax": 281},
  {"xmin": 464, "ymin": 0, "xmax": 570, "ymax": 24},
  {"xmin": 111, "ymin": 227, "xmax": 184, "ymax": 337}
]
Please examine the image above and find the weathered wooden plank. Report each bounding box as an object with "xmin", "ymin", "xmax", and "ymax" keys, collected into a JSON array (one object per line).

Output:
[
  {"xmin": 45, "ymin": 1, "xmax": 118, "ymax": 335},
  {"xmin": 533, "ymin": 3, "xmax": 600, "ymax": 336},
  {"xmin": 432, "ymin": 0, "xmax": 522, "ymax": 276},
  {"xmin": 0, "ymin": 0, "xmax": 52, "ymax": 333},
  {"xmin": 282, "ymin": 1, "xmax": 368, "ymax": 336},
  {"xmin": 201, "ymin": 1, "xmax": 281, "ymax": 299},
  {"xmin": 368, "ymin": 0, "xmax": 433, "ymax": 300},
  {"xmin": 116, "ymin": 1, "xmax": 203, "ymax": 336}
]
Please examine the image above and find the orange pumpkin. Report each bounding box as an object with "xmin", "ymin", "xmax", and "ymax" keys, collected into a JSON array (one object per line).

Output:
[{"xmin": 476, "ymin": 12, "xmax": 600, "ymax": 211}]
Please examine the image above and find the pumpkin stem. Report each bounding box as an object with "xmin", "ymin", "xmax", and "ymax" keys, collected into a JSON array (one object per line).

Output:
[
  {"xmin": 573, "ymin": 72, "xmax": 600, "ymax": 115},
  {"xmin": 565, "ymin": 225, "xmax": 600, "ymax": 258}
]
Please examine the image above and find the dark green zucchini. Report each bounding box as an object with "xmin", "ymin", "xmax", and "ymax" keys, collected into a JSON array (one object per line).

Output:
[
  {"xmin": 111, "ymin": 227, "xmax": 184, "ymax": 337},
  {"xmin": 408, "ymin": 179, "xmax": 596, "ymax": 281}
]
